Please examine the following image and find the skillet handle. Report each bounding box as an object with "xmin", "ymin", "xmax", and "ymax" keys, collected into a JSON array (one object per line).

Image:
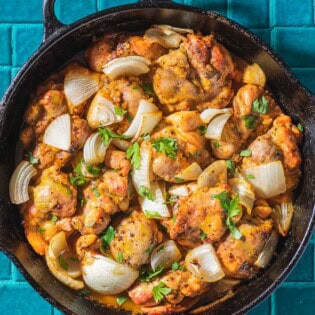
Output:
[{"xmin": 42, "ymin": 0, "xmax": 65, "ymax": 41}]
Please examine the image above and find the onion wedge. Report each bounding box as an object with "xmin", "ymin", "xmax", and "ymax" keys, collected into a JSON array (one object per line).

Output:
[
  {"xmin": 124, "ymin": 99, "xmax": 159, "ymax": 138},
  {"xmin": 111, "ymin": 138, "xmax": 130, "ymax": 151},
  {"xmin": 254, "ymin": 231, "xmax": 278, "ymax": 268},
  {"xmin": 153, "ymin": 25, "xmax": 194, "ymax": 34},
  {"xmin": 175, "ymin": 162, "xmax": 202, "ymax": 182},
  {"xmin": 144, "ymin": 28, "xmax": 184, "ymax": 48},
  {"xmin": 82, "ymin": 253, "xmax": 139, "ymax": 294},
  {"xmin": 83, "ymin": 132, "xmax": 110, "ymax": 165},
  {"xmin": 273, "ymin": 201, "xmax": 294, "ymax": 236},
  {"xmin": 168, "ymin": 183, "xmax": 197, "ymax": 197},
  {"xmin": 200, "ymin": 108, "xmax": 233, "ymax": 124},
  {"xmin": 151, "ymin": 240, "xmax": 182, "ymax": 271},
  {"xmin": 205, "ymin": 113, "xmax": 232, "ymax": 140},
  {"xmin": 197, "ymin": 160, "xmax": 227, "ymax": 188},
  {"xmin": 139, "ymin": 181, "xmax": 170, "ymax": 219},
  {"xmin": 185, "ymin": 244, "xmax": 225, "ymax": 282},
  {"xmin": 43, "ymin": 114, "xmax": 71, "ymax": 151},
  {"xmin": 102, "ymin": 56, "xmax": 151, "ymax": 79},
  {"xmin": 133, "ymin": 111, "xmax": 162, "ymax": 141},
  {"xmin": 242, "ymin": 161, "xmax": 286, "ymax": 198},
  {"xmin": 9, "ymin": 161, "xmax": 37, "ymax": 204},
  {"xmin": 64, "ymin": 65, "xmax": 101, "ymax": 106}
]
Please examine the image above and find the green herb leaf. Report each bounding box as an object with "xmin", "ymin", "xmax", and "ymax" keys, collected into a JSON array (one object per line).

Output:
[
  {"xmin": 297, "ymin": 123, "xmax": 304, "ymax": 132},
  {"xmin": 245, "ymin": 174, "xmax": 255, "ymax": 179},
  {"xmin": 157, "ymin": 245, "xmax": 165, "ymax": 253},
  {"xmin": 145, "ymin": 243, "xmax": 156, "ymax": 254},
  {"xmin": 70, "ymin": 161, "xmax": 89, "ymax": 186},
  {"xmin": 126, "ymin": 142, "xmax": 141, "ymax": 170},
  {"xmin": 171, "ymin": 262, "xmax": 185, "ymax": 271},
  {"xmin": 58, "ymin": 255, "xmax": 69, "ymax": 270},
  {"xmin": 114, "ymin": 106, "xmax": 127, "ymax": 116},
  {"xmin": 127, "ymin": 116, "xmax": 133, "ymax": 122},
  {"xmin": 86, "ymin": 164, "xmax": 101, "ymax": 178},
  {"xmin": 198, "ymin": 125, "xmax": 207, "ymax": 135},
  {"xmin": 171, "ymin": 215, "xmax": 176, "ymax": 223},
  {"xmin": 132, "ymin": 86, "xmax": 139, "ymax": 90},
  {"xmin": 174, "ymin": 177, "xmax": 185, "ymax": 183},
  {"xmin": 240, "ymin": 149, "xmax": 252, "ymax": 157},
  {"xmin": 80, "ymin": 289, "xmax": 92, "ymax": 295},
  {"xmin": 226, "ymin": 160, "xmax": 235, "ymax": 177},
  {"xmin": 37, "ymin": 227, "xmax": 45, "ymax": 233},
  {"xmin": 252, "ymin": 96, "xmax": 269, "ymax": 114},
  {"xmin": 141, "ymin": 83, "xmax": 155, "ymax": 97},
  {"xmin": 140, "ymin": 266, "xmax": 164, "ymax": 282},
  {"xmin": 152, "ymin": 137, "xmax": 178, "ymax": 159},
  {"xmin": 139, "ymin": 185, "xmax": 154, "ymax": 201},
  {"xmin": 152, "ymin": 282, "xmax": 171, "ymax": 303},
  {"xmin": 116, "ymin": 296, "xmax": 128, "ymax": 306},
  {"xmin": 117, "ymin": 251, "xmax": 124, "ymax": 263},
  {"xmin": 164, "ymin": 195, "xmax": 178, "ymax": 205},
  {"xmin": 51, "ymin": 214, "xmax": 58, "ymax": 224},
  {"xmin": 98, "ymin": 127, "xmax": 131, "ymax": 146},
  {"xmin": 212, "ymin": 141, "xmax": 220, "ymax": 148},
  {"xmin": 200, "ymin": 232, "xmax": 207, "ymax": 240},
  {"xmin": 141, "ymin": 133, "xmax": 151, "ymax": 140},
  {"xmin": 144, "ymin": 210, "xmax": 162, "ymax": 219},
  {"xmin": 27, "ymin": 152, "xmax": 39, "ymax": 164},
  {"xmin": 92, "ymin": 188, "xmax": 100, "ymax": 197},
  {"xmin": 242, "ymin": 114, "xmax": 257, "ymax": 129},
  {"xmin": 101, "ymin": 226, "xmax": 116, "ymax": 247}
]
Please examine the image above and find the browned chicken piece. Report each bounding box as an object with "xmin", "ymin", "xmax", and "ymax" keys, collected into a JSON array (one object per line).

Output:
[
  {"xmin": 33, "ymin": 166, "xmax": 77, "ymax": 218},
  {"xmin": 233, "ymin": 84, "xmax": 282, "ymax": 140},
  {"xmin": 86, "ymin": 34, "xmax": 167, "ymax": 72},
  {"xmin": 75, "ymin": 234, "xmax": 99, "ymax": 259},
  {"xmin": 217, "ymin": 219, "xmax": 273, "ymax": 279},
  {"xmin": 104, "ymin": 146, "xmax": 131, "ymax": 177},
  {"xmin": 169, "ymin": 185, "xmax": 230, "ymax": 248},
  {"xmin": 129, "ymin": 270, "xmax": 209, "ymax": 307},
  {"xmin": 151, "ymin": 112, "xmax": 211, "ymax": 182},
  {"xmin": 32, "ymin": 143, "xmax": 71, "ymax": 169},
  {"xmin": 71, "ymin": 116, "xmax": 92, "ymax": 150},
  {"xmin": 110, "ymin": 210, "xmax": 162, "ymax": 269},
  {"xmin": 185, "ymin": 33, "xmax": 235, "ymax": 96},
  {"xmin": 152, "ymin": 48, "xmax": 202, "ymax": 112},
  {"xmin": 252, "ymin": 199, "xmax": 273, "ymax": 219}
]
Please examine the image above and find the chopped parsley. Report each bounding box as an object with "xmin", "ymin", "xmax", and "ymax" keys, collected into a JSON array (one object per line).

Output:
[
  {"xmin": 198, "ymin": 125, "xmax": 207, "ymax": 135},
  {"xmin": 297, "ymin": 123, "xmax": 304, "ymax": 132},
  {"xmin": 80, "ymin": 289, "xmax": 92, "ymax": 295},
  {"xmin": 245, "ymin": 174, "xmax": 255, "ymax": 179},
  {"xmin": 132, "ymin": 86, "xmax": 139, "ymax": 90},
  {"xmin": 26, "ymin": 151, "xmax": 39, "ymax": 164},
  {"xmin": 51, "ymin": 214, "xmax": 58, "ymax": 224},
  {"xmin": 117, "ymin": 252, "xmax": 124, "ymax": 263},
  {"xmin": 152, "ymin": 282, "xmax": 171, "ymax": 303},
  {"xmin": 92, "ymin": 188, "xmax": 100, "ymax": 197},
  {"xmin": 140, "ymin": 266, "xmax": 164, "ymax": 282},
  {"xmin": 212, "ymin": 191, "xmax": 242, "ymax": 239},
  {"xmin": 144, "ymin": 210, "xmax": 162, "ymax": 219},
  {"xmin": 139, "ymin": 185, "xmax": 154, "ymax": 201},
  {"xmin": 212, "ymin": 141, "xmax": 220, "ymax": 148},
  {"xmin": 226, "ymin": 160, "xmax": 235, "ymax": 177},
  {"xmin": 145, "ymin": 243, "xmax": 156, "ymax": 254},
  {"xmin": 70, "ymin": 161, "xmax": 89, "ymax": 186},
  {"xmin": 114, "ymin": 106, "xmax": 127, "ymax": 116},
  {"xmin": 164, "ymin": 195, "xmax": 178, "ymax": 205},
  {"xmin": 171, "ymin": 262, "xmax": 185, "ymax": 271},
  {"xmin": 141, "ymin": 83, "xmax": 155, "ymax": 97},
  {"xmin": 85, "ymin": 164, "xmax": 101, "ymax": 178},
  {"xmin": 242, "ymin": 114, "xmax": 257, "ymax": 129},
  {"xmin": 171, "ymin": 215, "xmax": 176, "ymax": 223},
  {"xmin": 240, "ymin": 149, "xmax": 252, "ymax": 157},
  {"xmin": 126, "ymin": 142, "xmax": 141, "ymax": 169},
  {"xmin": 200, "ymin": 232, "xmax": 207, "ymax": 240},
  {"xmin": 98, "ymin": 127, "xmax": 130, "ymax": 146},
  {"xmin": 37, "ymin": 227, "xmax": 45, "ymax": 233},
  {"xmin": 101, "ymin": 226, "xmax": 116, "ymax": 247},
  {"xmin": 127, "ymin": 115, "xmax": 133, "ymax": 122},
  {"xmin": 252, "ymin": 96, "xmax": 269, "ymax": 114},
  {"xmin": 174, "ymin": 177, "xmax": 185, "ymax": 183},
  {"xmin": 116, "ymin": 296, "xmax": 128, "ymax": 306},
  {"xmin": 141, "ymin": 133, "xmax": 151, "ymax": 140},
  {"xmin": 58, "ymin": 255, "xmax": 68, "ymax": 270},
  {"xmin": 151, "ymin": 137, "xmax": 178, "ymax": 159},
  {"xmin": 157, "ymin": 245, "xmax": 165, "ymax": 253}
]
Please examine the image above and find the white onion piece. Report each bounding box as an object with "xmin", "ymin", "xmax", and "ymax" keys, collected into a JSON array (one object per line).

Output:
[
  {"xmin": 144, "ymin": 28, "xmax": 183, "ymax": 48},
  {"xmin": 153, "ymin": 25, "xmax": 194, "ymax": 34},
  {"xmin": 205, "ymin": 113, "xmax": 232, "ymax": 140},
  {"xmin": 124, "ymin": 99, "xmax": 159, "ymax": 137},
  {"xmin": 102, "ymin": 56, "xmax": 151, "ymax": 79},
  {"xmin": 111, "ymin": 138, "xmax": 130, "ymax": 151},
  {"xmin": 83, "ymin": 132, "xmax": 110, "ymax": 165},
  {"xmin": 185, "ymin": 244, "xmax": 225, "ymax": 282},
  {"xmin": 64, "ymin": 67, "xmax": 100, "ymax": 106},
  {"xmin": 200, "ymin": 108, "xmax": 233, "ymax": 124},
  {"xmin": 273, "ymin": 202, "xmax": 294, "ymax": 236},
  {"xmin": 197, "ymin": 160, "xmax": 227, "ymax": 189},
  {"xmin": 151, "ymin": 240, "xmax": 182, "ymax": 271},
  {"xmin": 132, "ymin": 145, "xmax": 152, "ymax": 193},
  {"xmin": 139, "ymin": 181, "xmax": 170, "ymax": 219},
  {"xmin": 133, "ymin": 111, "xmax": 163, "ymax": 141},
  {"xmin": 243, "ymin": 63, "xmax": 266, "ymax": 88},
  {"xmin": 168, "ymin": 183, "xmax": 197, "ymax": 197},
  {"xmin": 9, "ymin": 161, "xmax": 37, "ymax": 204},
  {"xmin": 175, "ymin": 162, "xmax": 202, "ymax": 182},
  {"xmin": 82, "ymin": 254, "xmax": 138, "ymax": 294},
  {"xmin": 43, "ymin": 114, "xmax": 71, "ymax": 151},
  {"xmin": 242, "ymin": 161, "xmax": 286, "ymax": 198},
  {"xmin": 87, "ymin": 93, "xmax": 122, "ymax": 129},
  {"xmin": 254, "ymin": 231, "xmax": 278, "ymax": 268},
  {"xmin": 229, "ymin": 175, "xmax": 255, "ymax": 214}
]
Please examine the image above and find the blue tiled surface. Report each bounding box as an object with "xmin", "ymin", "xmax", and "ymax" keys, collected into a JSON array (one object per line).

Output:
[{"xmin": 0, "ymin": 1, "xmax": 314, "ymax": 314}]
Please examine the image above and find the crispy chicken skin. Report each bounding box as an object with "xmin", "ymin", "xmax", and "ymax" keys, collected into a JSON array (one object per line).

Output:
[
  {"xmin": 217, "ymin": 219, "xmax": 273, "ymax": 279},
  {"xmin": 129, "ymin": 269, "xmax": 209, "ymax": 306},
  {"xmin": 110, "ymin": 210, "xmax": 162, "ymax": 269}
]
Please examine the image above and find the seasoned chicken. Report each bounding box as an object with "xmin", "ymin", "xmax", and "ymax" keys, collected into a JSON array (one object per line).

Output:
[
  {"xmin": 217, "ymin": 219, "xmax": 273, "ymax": 279},
  {"xmin": 129, "ymin": 269, "xmax": 209, "ymax": 306},
  {"xmin": 104, "ymin": 146, "xmax": 131, "ymax": 177},
  {"xmin": 168, "ymin": 185, "xmax": 229, "ymax": 247},
  {"xmin": 33, "ymin": 166, "xmax": 77, "ymax": 218},
  {"xmin": 110, "ymin": 210, "xmax": 162, "ymax": 269},
  {"xmin": 71, "ymin": 116, "xmax": 92, "ymax": 150}
]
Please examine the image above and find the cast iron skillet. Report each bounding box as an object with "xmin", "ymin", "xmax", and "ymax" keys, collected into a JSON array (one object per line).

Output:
[{"xmin": 0, "ymin": 0, "xmax": 314, "ymax": 314}]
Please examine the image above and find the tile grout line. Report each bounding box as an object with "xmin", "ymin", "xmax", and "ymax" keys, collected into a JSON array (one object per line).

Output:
[{"xmin": 270, "ymin": 293, "xmax": 276, "ymax": 315}]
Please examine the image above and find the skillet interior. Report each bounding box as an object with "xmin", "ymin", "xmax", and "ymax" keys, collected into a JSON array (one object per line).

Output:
[{"xmin": 0, "ymin": 1, "xmax": 314, "ymax": 314}]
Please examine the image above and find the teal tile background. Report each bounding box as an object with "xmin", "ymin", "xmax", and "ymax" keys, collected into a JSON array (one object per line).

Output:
[{"xmin": 0, "ymin": 0, "xmax": 314, "ymax": 314}]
